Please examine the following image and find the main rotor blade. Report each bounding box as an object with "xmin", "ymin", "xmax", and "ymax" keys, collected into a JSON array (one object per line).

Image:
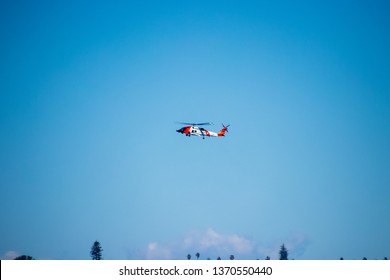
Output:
[{"xmin": 177, "ymin": 122, "xmax": 213, "ymax": 126}]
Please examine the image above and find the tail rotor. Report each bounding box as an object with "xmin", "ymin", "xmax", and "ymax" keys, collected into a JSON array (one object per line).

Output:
[
  {"xmin": 218, "ymin": 124, "xmax": 230, "ymax": 136},
  {"xmin": 222, "ymin": 124, "xmax": 230, "ymax": 132}
]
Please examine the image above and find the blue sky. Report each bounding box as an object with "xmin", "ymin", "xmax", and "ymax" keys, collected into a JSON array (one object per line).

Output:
[{"xmin": 1, "ymin": 0, "xmax": 389, "ymax": 260}]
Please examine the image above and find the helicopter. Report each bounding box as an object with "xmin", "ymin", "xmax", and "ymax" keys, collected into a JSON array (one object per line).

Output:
[{"xmin": 176, "ymin": 122, "xmax": 230, "ymax": 139}]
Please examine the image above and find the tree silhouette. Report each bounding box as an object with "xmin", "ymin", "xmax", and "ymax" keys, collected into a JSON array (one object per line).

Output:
[
  {"xmin": 362, "ymin": 257, "xmax": 367, "ymax": 260},
  {"xmin": 196, "ymin": 252, "xmax": 200, "ymax": 260},
  {"xmin": 279, "ymin": 244, "xmax": 288, "ymax": 260},
  {"xmin": 384, "ymin": 257, "xmax": 388, "ymax": 260},
  {"xmin": 229, "ymin": 255, "xmax": 235, "ymax": 260},
  {"xmin": 90, "ymin": 240, "xmax": 103, "ymax": 260},
  {"xmin": 217, "ymin": 256, "xmax": 221, "ymax": 260},
  {"xmin": 265, "ymin": 256, "xmax": 271, "ymax": 260},
  {"xmin": 187, "ymin": 254, "xmax": 191, "ymax": 260},
  {"xmin": 14, "ymin": 255, "xmax": 34, "ymax": 260}
]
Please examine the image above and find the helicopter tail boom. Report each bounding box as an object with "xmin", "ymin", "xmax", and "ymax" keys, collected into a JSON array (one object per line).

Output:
[{"xmin": 217, "ymin": 124, "xmax": 229, "ymax": 137}]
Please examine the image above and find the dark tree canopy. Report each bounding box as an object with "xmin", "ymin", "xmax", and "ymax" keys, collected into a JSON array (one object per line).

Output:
[
  {"xmin": 187, "ymin": 254, "xmax": 191, "ymax": 260},
  {"xmin": 195, "ymin": 252, "xmax": 200, "ymax": 260},
  {"xmin": 279, "ymin": 244, "xmax": 288, "ymax": 260},
  {"xmin": 14, "ymin": 255, "xmax": 34, "ymax": 260},
  {"xmin": 90, "ymin": 240, "xmax": 103, "ymax": 260}
]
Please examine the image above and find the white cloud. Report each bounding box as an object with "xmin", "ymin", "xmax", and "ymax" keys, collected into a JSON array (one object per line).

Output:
[
  {"xmin": 227, "ymin": 233, "xmax": 253, "ymax": 254},
  {"xmin": 1, "ymin": 250, "xmax": 19, "ymax": 260},
  {"xmin": 139, "ymin": 228, "xmax": 252, "ymax": 259},
  {"xmin": 137, "ymin": 228, "xmax": 309, "ymax": 260},
  {"xmin": 142, "ymin": 242, "xmax": 172, "ymax": 260},
  {"xmin": 196, "ymin": 228, "xmax": 253, "ymax": 256}
]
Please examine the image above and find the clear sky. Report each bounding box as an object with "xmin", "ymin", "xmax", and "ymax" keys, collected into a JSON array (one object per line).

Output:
[{"xmin": 1, "ymin": 0, "xmax": 389, "ymax": 260}]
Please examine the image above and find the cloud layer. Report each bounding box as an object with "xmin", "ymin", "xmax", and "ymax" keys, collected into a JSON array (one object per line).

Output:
[
  {"xmin": 135, "ymin": 228, "xmax": 309, "ymax": 260},
  {"xmin": 1, "ymin": 250, "xmax": 19, "ymax": 260}
]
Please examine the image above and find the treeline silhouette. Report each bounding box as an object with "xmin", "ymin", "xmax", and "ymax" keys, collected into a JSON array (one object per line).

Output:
[
  {"xmin": 12, "ymin": 241, "xmax": 389, "ymax": 260},
  {"xmin": 187, "ymin": 244, "xmax": 289, "ymax": 260},
  {"xmin": 185, "ymin": 244, "xmax": 389, "ymax": 260}
]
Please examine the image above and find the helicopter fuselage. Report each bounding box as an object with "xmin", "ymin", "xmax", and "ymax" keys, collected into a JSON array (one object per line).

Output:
[{"xmin": 176, "ymin": 124, "xmax": 228, "ymax": 139}]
